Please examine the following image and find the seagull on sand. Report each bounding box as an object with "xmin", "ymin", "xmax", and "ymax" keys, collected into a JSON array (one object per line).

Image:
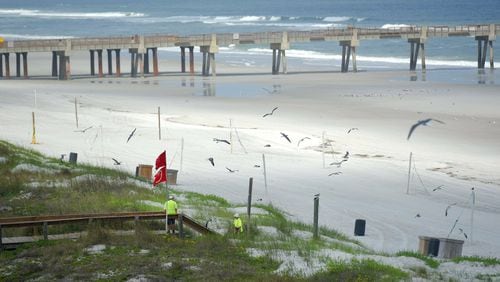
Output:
[
  {"xmin": 445, "ymin": 203, "xmax": 457, "ymax": 216},
  {"xmin": 112, "ymin": 158, "xmax": 122, "ymax": 165},
  {"xmin": 74, "ymin": 126, "xmax": 93, "ymax": 133},
  {"xmin": 280, "ymin": 132, "xmax": 291, "ymax": 143},
  {"xmin": 263, "ymin": 107, "xmax": 278, "ymax": 118},
  {"xmin": 213, "ymin": 138, "xmax": 231, "ymax": 145},
  {"xmin": 343, "ymin": 151, "xmax": 349, "ymax": 159},
  {"xmin": 226, "ymin": 167, "xmax": 238, "ymax": 173},
  {"xmin": 328, "ymin": 172, "xmax": 342, "ymax": 176},
  {"xmin": 264, "ymin": 144, "xmax": 271, "ymax": 147},
  {"xmin": 432, "ymin": 185, "xmax": 444, "ymax": 192},
  {"xmin": 297, "ymin": 137, "xmax": 311, "ymax": 147},
  {"xmin": 254, "ymin": 164, "xmax": 261, "ymax": 168},
  {"xmin": 407, "ymin": 118, "xmax": 445, "ymax": 140},
  {"xmin": 415, "ymin": 213, "xmax": 421, "ymax": 218},
  {"xmin": 126, "ymin": 128, "xmax": 137, "ymax": 143},
  {"xmin": 208, "ymin": 157, "xmax": 215, "ymax": 167},
  {"xmin": 347, "ymin": 128, "xmax": 358, "ymax": 134}
]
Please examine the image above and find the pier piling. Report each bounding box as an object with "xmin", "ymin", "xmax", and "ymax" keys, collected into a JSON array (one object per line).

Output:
[
  {"xmin": 107, "ymin": 49, "xmax": 113, "ymax": 75},
  {"xmin": 89, "ymin": 50, "xmax": 95, "ymax": 76},
  {"xmin": 115, "ymin": 49, "xmax": 121, "ymax": 77},
  {"xmin": 152, "ymin": 48, "xmax": 159, "ymax": 76},
  {"xmin": 180, "ymin": 47, "xmax": 186, "ymax": 73},
  {"xmin": 97, "ymin": 49, "xmax": 103, "ymax": 77},
  {"xmin": 189, "ymin": 46, "xmax": 194, "ymax": 74},
  {"xmin": 1, "ymin": 53, "xmax": 11, "ymax": 79}
]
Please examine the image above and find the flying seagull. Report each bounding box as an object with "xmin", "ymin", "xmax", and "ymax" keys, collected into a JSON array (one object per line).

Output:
[
  {"xmin": 213, "ymin": 138, "xmax": 231, "ymax": 145},
  {"xmin": 112, "ymin": 158, "xmax": 122, "ymax": 165},
  {"xmin": 280, "ymin": 132, "xmax": 291, "ymax": 143},
  {"xmin": 208, "ymin": 157, "xmax": 215, "ymax": 167},
  {"xmin": 263, "ymin": 107, "xmax": 278, "ymax": 118},
  {"xmin": 432, "ymin": 185, "xmax": 444, "ymax": 192},
  {"xmin": 347, "ymin": 128, "xmax": 358, "ymax": 134},
  {"xmin": 226, "ymin": 167, "xmax": 238, "ymax": 173},
  {"xmin": 458, "ymin": 228, "xmax": 468, "ymax": 239},
  {"xmin": 328, "ymin": 172, "xmax": 342, "ymax": 176},
  {"xmin": 74, "ymin": 126, "xmax": 93, "ymax": 133},
  {"xmin": 297, "ymin": 137, "xmax": 311, "ymax": 147},
  {"xmin": 126, "ymin": 128, "xmax": 137, "ymax": 143},
  {"xmin": 445, "ymin": 203, "xmax": 457, "ymax": 216},
  {"xmin": 407, "ymin": 118, "xmax": 445, "ymax": 140},
  {"xmin": 330, "ymin": 159, "xmax": 347, "ymax": 167}
]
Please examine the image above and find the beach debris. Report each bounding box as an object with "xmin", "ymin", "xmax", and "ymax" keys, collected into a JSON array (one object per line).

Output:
[
  {"xmin": 112, "ymin": 158, "xmax": 122, "ymax": 165},
  {"xmin": 213, "ymin": 138, "xmax": 231, "ymax": 145},
  {"xmin": 280, "ymin": 132, "xmax": 291, "ymax": 143},
  {"xmin": 297, "ymin": 137, "xmax": 311, "ymax": 147},
  {"xmin": 262, "ymin": 106, "xmax": 278, "ymax": 118},
  {"xmin": 74, "ymin": 126, "xmax": 93, "ymax": 133},
  {"xmin": 226, "ymin": 167, "xmax": 238, "ymax": 173},
  {"xmin": 256, "ymin": 198, "xmax": 263, "ymax": 202},
  {"xmin": 264, "ymin": 144, "xmax": 271, "ymax": 147},
  {"xmin": 208, "ymin": 157, "xmax": 215, "ymax": 167},
  {"xmin": 328, "ymin": 172, "xmax": 342, "ymax": 176},
  {"xmin": 205, "ymin": 218, "xmax": 212, "ymax": 228},
  {"xmin": 347, "ymin": 128, "xmax": 358, "ymax": 134},
  {"xmin": 126, "ymin": 128, "xmax": 137, "ymax": 143},
  {"xmin": 407, "ymin": 118, "xmax": 445, "ymax": 140},
  {"xmin": 432, "ymin": 185, "xmax": 444, "ymax": 192},
  {"xmin": 254, "ymin": 165, "xmax": 261, "ymax": 168},
  {"xmin": 445, "ymin": 203, "xmax": 457, "ymax": 216},
  {"xmin": 330, "ymin": 159, "xmax": 347, "ymax": 168},
  {"xmin": 415, "ymin": 213, "xmax": 421, "ymax": 218}
]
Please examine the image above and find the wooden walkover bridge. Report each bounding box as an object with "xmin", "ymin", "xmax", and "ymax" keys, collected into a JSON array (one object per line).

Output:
[
  {"xmin": 0, "ymin": 23, "xmax": 497, "ymax": 80},
  {"xmin": 0, "ymin": 211, "xmax": 214, "ymax": 250}
]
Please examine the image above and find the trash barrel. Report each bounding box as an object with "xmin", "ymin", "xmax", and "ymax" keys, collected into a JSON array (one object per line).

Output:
[
  {"xmin": 69, "ymin": 152, "xmax": 78, "ymax": 164},
  {"xmin": 428, "ymin": 238, "xmax": 440, "ymax": 257},
  {"xmin": 438, "ymin": 238, "xmax": 464, "ymax": 259},
  {"xmin": 136, "ymin": 164, "xmax": 153, "ymax": 180},
  {"xmin": 167, "ymin": 169, "xmax": 178, "ymax": 185},
  {"xmin": 354, "ymin": 219, "xmax": 366, "ymax": 236}
]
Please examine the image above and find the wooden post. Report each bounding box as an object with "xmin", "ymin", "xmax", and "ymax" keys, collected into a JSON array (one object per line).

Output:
[
  {"xmin": 313, "ymin": 195, "xmax": 319, "ymax": 239},
  {"xmin": 229, "ymin": 119, "xmax": 233, "ymax": 154},
  {"xmin": 31, "ymin": 111, "xmax": 36, "ymax": 144},
  {"xmin": 180, "ymin": 137, "xmax": 184, "ymax": 172},
  {"xmin": 158, "ymin": 106, "xmax": 161, "ymax": 140},
  {"xmin": 470, "ymin": 187, "xmax": 475, "ymax": 244},
  {"xmin": 406, "ymin": 152, "xmax": 413, "ymax": 194},
  {"xmin": 43, "ymin": 222, "xmax": 48, "ymax": 240},
  {"xmin": 178, "ymin": 213, "xmax": 184, "ymax": 238},
  {"xmin": 322, "ymin": 131, "xmax": 326, "ymax": 168},
  {"xmin": 262, "ymin": 154, "xmax": 268, "ymax": 195},
  {"xmin": 74, "ymin": 97, "xmax": 79, "ymax": 128},
  {"xmin": 247, "ymin": 177, "xmax": 253, "ymax": 233}
]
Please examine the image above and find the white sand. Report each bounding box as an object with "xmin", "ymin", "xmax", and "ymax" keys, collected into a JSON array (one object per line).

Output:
[{"xmin": 1, "ymin": 51, "xmax": 499, "ymax": 258}]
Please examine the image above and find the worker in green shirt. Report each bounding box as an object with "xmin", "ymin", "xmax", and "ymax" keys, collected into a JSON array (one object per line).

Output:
[
  {"xmin": 233, "ymin": 213, "xmax": 243, "ymax": 234},
  {"xmin": 165, "ymin": 195, "xmax": 178, "ymax": 234}
]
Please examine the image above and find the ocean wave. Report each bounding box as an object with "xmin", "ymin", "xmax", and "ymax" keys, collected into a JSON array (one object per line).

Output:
[
  {"xmin": 0, "ymin": 8, "xmax": 145, "ymax": 18},
  {"xmin": 322, "ymin": 16, "xmax": 351, "ymax": 22},
  {"xmin": 0, "ymin": 33, "xmax": 75, "ymax": 40}
]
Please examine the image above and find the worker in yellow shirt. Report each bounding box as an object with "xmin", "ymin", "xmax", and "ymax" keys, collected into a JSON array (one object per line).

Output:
[
  {"xmin": 233, "ymin": 213, "xmax": 243, "ymax": 234},
  {"xmin": 165, "ymin": 195, "xmax": 178, "ymax": 234}
]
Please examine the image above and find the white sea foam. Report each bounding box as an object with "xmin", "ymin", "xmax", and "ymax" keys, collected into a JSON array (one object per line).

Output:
[
  {"xmin": 323, "ymin": 16, "xmax": 351, "ymax": 22},
  {"xmin": 0, "ymin": 8, "xmax": 145, "ymax": 18},
  {"xmin": 381, "ymin": 23, "xmax": 415, "ymax": 29},
  {"xmin": 0, "ymin": 33, "xmax": 75, "ymax": 40}
]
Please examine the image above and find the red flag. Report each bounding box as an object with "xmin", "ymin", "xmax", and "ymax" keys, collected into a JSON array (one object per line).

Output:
[{"xmin": 153, "ymin": 151, "xmax": 167, "ymax": 186}]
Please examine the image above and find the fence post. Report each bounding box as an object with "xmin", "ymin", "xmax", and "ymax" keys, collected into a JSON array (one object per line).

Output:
[
  {"xmin": 43, "ymin": 222, "xmax": 48, "ymax": 240},
  {"xmin": 313, "ymin": 195, "xmax": 320, "ymax": 239},
  {"xmin": 247, "ymin": 177, "xmax": 253, "ymax": 233},
  {"xmin": 178, "ymin": 214, "xmax": 184, "ymax": 238}
]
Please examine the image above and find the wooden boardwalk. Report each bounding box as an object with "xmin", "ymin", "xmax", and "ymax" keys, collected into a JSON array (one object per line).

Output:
[{"xmin": 0, "ymin": 23, "xmax": 497, "ymax": 79}]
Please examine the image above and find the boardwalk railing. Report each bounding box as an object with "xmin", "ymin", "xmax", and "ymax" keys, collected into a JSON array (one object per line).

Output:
[{"xmin": 0, "ymin": 211, "xmax": 215, "ymax": 249}]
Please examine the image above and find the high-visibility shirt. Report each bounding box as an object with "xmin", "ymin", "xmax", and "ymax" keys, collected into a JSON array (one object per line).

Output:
[
  {"xmin": 165, "ymin": 200, "xmax": 177, "ymax": 215},
  {"xmin": 233, "ymin": 218, "xmax": 243, "ymax": 232}
]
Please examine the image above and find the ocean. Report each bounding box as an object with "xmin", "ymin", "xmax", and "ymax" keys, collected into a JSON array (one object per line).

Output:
[{"xmin": 0, "ymin": 0, "xmax": 499, "ymax": 75}]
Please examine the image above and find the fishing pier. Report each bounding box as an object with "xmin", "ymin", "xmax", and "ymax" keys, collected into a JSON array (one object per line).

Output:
[{"xmin": 0, "ymin": 23, "xmax": 497, "ymax": 80}]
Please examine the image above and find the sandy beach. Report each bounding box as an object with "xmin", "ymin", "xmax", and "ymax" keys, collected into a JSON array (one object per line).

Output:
[{"xmin": 1, "ymin": 50, "xmax": 499, "ymax": 258}]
